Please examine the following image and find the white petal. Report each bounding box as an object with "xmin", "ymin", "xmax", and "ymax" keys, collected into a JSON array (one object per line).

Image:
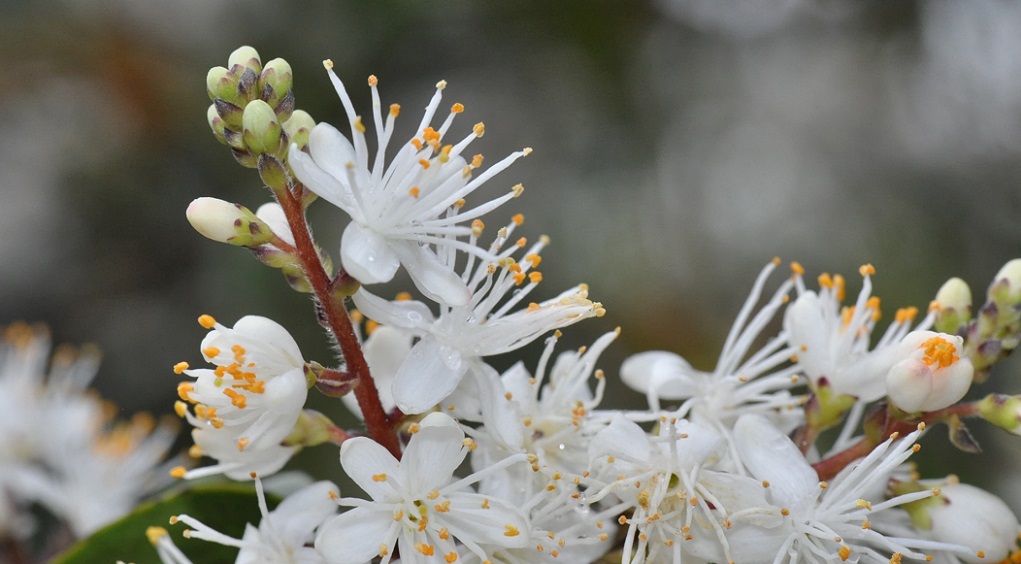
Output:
[
  {"xmin": 270, "ymin": 481, "xmax": 340, "ymax": 547},
  {"xmin": 472, "ymin": 363, "xmax": 524, "ymax": 450},
  {"xmin": 620, "ymin": 350, "xmax": 700, "ymax": 399},
  {"xmin": 308, "ymin": 123, "xmax": 359, "ymax": 186},
  {"xmin": 339, "ymin": 437, "xmax": 400, "ymax": 502},
  {"xmin": 288, "ymin": 142, "xmax": 355, "ymax": 211},
  {"xmin": 351, "ymin": 289, "xmax": 435, "ymax": 331},
  {"xmin": 391, "ymin": 242, "xmax": 471, "ymax": 307},
  {"xmin": 341, "ymin": 222, "xmax": 400, "ymax": 284},
  {"xmin": 732, "ymin": 414, "xmax": 817, "ymax": 508},
  {"xmin": 392, "ymin": 338, "xmax": 469, "ymax": 414},
  {"xmin": 399, "ymin": 424, "xmax": 466, "ymax": 494},
  {"xmin": 231, "ymin": 315, "xmax": 303, "ymax": 369},
  {"xmin": 314, "ymin": 509, "xmax": 391, "ymax": 564},
  {"xmin": 342, "ymin": 326, "xmax": 409, "ymax": 419},
  {"xmin": 589, "ymin": 413, "xmax": 651, "ymax": 463},
  {"xmin": 255, "ymin": 202, "xmax": 295, "ymax": 246}
]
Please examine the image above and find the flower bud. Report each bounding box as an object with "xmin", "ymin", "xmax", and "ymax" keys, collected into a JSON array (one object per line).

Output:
[
  {"xmin": 909, "ymin": 479, "xmax": 1021, "ymax": 563},
  {"xmin": 207, "ymin": 104, "xmax": 228, "ymax": 146},
  {"xmin": 977, "ymin": 393, "xmax": 1021, "ymax": 435},
  {"xmin": 885, "ymin": 330, "xmax": 973, "ymax": 413},
  {"xmin": 282, "ymin": 409, "xmax": 336, "ymax": 447},
  {"xmin": 186, "ymin": 197, "xmax": 276, "ymax": 247},
  {"xmin": 933, "ymin": 277, "xmax": 972, "ymax": 335},
  {"xmin": 242, "ymin": 100, "xmax": 284, "ymax": 157},
  {"xmin": 206, "ymin": 66, "xmax": 238, "ymax": 102},
  {"xmin": 227, "ymin": 45, "xmax": 262, "ymax": 76},
  {"xmin": 258, "ymin": 58, "xmax": 293, "ymax": 117},
  {"xmin": 991, "ymin": 258, "xmax": 1021, "ymax": 301},
  {"xmin": 282, "ymin": 110, "xmax": 315, "ymax": 151}
]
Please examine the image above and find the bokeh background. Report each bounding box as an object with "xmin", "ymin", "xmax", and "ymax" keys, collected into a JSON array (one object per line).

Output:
[{"xmin": 3, "ymin": 0, "xmax": 1021, "ymax": 512}]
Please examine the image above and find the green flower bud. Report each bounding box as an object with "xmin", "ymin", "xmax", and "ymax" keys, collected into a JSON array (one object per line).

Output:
[
  {"xmin": 281, "ymin": 263, "xmax": 313, "ymax": 293},
  {"xmin": 227, "ymin": 46, "xmax": 262, "ymax": 75},
  {"xmin": 206, "ymin": 66, "xmax": 237, "ymax": 102},
  {"xmin": 990, "ymin": 258, "xmax": 1021, "ymax": 303},
  {"xmin": 207, "ymin": 104, "xmax": 228, "ymax": 146},
  {"xmin": 257, "ymin": 154, "xmax": 289, "ymax": 191},
  {"xmin": 242, "ymin": 100, "xmax": 283, "ymax": 157},
  {"xmin": 185, "ymin": 197, "xmax": 276, "ymax": 247},
  {"xmin": 231, "ymin": 147, "xmax": 258, "ymax": 168},
  {"xmin": 282, "ymin": 110, "xmax": 315, "ymax": 151},
  {"xmin": 214, "ymin": 98, "xmax": 245, "ymax": 130},
  {"xmin": 977, "ymin": 393, "xmax": 1021, "ymax": 435},
  {"xmin": 283, "ymin": 409, "xmax": 337, "ymax": 448},
  {"xmin": 968, "ymin": 258, "xmax": 1021, "ymax": 381},
  {"xmin": 933, "ymin": 277, "xmax": 972, "ymax": 335},
  {"xmin": 258, "ymin": 58, "xmax": 293, "ymax": 109}
]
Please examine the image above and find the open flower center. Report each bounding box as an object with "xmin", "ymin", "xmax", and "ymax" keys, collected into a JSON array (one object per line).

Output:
[{"xmin": 920, "ymin": 335, "xmax": 958, "ymax": 368}]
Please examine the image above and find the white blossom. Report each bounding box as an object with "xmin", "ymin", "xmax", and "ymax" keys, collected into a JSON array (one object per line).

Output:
[{"xmin": 288, "ymin": 62, "xmax": 530, "ymax": 306}]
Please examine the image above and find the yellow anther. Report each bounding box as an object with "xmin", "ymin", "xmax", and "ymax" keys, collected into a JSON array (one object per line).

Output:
[
  {"xmin": 323, "ymin": 59, "xmax": 334, "ymax": 70},
  {"xmin": 445, "ymin": 552, "xmax": 459, "ymax": 563},
  {"xmin": 354, "ymin": 117, "xmax": 366, "ymax": 133},
  {"xmin": 434, "ymin": 500, "xmax": 451, "ymax": 512},
  {"xmin": 372, "ymin": 473, "xmax": 388, "ymax": 482},
  {"xmin": 418, "ymin": 158, "xmax": 430, "ymax": 169},
  {"xmin": 415, "ymin": 543, "xmax": 435, "ymax": 556},
  {"xmin": 859, "ymin": 264, "xmax": 876, "ymax": 277},
  {"xmin": 471, "ymin": 154, "xmax": 484, "ymax": 168},
  {"xmin": 368, "ymin": 75, "xmax": 378, "ymax": 86},
  {"xmin": 451, "ymin": 102, "xmax": 464, "ymax": 114},
  {"xmin": 920, "ymin": 335, "xmax": 958, "ymax": 368},
  {"xmin": 198, "ymin": 314, "xmax": 216, "ymax": 329},
  {"xmin": 512, "ymin": 213, "xmax": 525, "ymax": 225},
  {"xmin": 146, "ymin": 526, "xmax": 169, "ymax": 545},
  {"xmin": 511, "ymin": 183, "xmax": 524, "ymax": 197},
  {"xmin": 523, "ymin": 147, "xmax": 533, "ymax": 156},
  {"xmin": 173, "ymin": 362, "xmax": 189, "ymax": 374},
  {"xmin": 839, "ymin": 545, "xmax": 851, "ymax": 561},
  {"xmin": 203, "ymin": 346, "xmax": 220, "ymax": 358},
  {"xmin": 223, "ymin": 388, "xmax": 247, "ymax": 408},
  {"xmin": 395, "ymin": 291, "xmax": 412, "ymax": 301},
  {"xmin": 188, "ymin": 444, "xmax": 202, "ymax": 458},
  {"xmin": 436, "ymin": 80, "xmax": 447, "ymax": 90},
  {"xmin": 528, "ymin": 303, "xmax": 540, "ymax": 312},
  {"xmin": 408, "ymin": 187, "xmax": 421, "ymax": 198},
  {"xmin": 529, "ymin": 272, "xmax": 543, "ymax": 283},
  {"xmin": 504, "ymin": 525, "xmax": 521, "ymax": 537},
  {"xmin": 473, "ymin": 122, "xmax": 485, "ymax": 137},
  {"xmin": 407, "ymin": 422, "xmax": 421, "ymax": 434},
  {"xmin": 411, "ymin": 138, "xmax": 424, "ymax": 151},
  {"xmin": 236, "ymin": 437, "xmax": 249, "ymax": 451},
  {"xmin": 390, "ymin": 103, "xmax": 400, "ymax": 117},
  {"xmin": 170, "ymin": 466, "xmax": 186, "ymax": 479},
  {"xmin": 177, "ymin": 382, "xmax": 194, "ymax": 402}
]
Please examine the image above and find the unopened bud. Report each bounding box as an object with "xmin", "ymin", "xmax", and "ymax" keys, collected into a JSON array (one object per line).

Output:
[
  {"xmin": 990, "ymin": 258, "xmax": 1021, "ymax": 303},
  {"xmin": 242, "ymin": 100, "xmax": 284, "ymax": 157},
  {"xmin": 227, "ymin": 46, "xmax": 262, "ymax": 76},
  {"xmin": 282, "ymin": 110, "xmax": 315, "ymax": 151},
  {"xmin": 257, "ymin": 154, "xmax": 289, "ymax": 191},
  {"xmin": 186, "ymin": 197, "xmax": 275, "ymax": 247},
  {"xmin": 933, "ymin": 277, "xmax": 972, "ymax": 335},
  {"xmin": 231, "ymin": 147, "xmax": 258, "ymax": 168},
  {"xmin": 977, "ymin": 393, "xmax": 1021, "ymax": 436},
  {"xmin": 206, "ymin": 66, "xmax": 237, "ymax": 102},
  {"xmin": 258, "ymin": 58, "xmax": 293, "ymax": 115},
  {"xmin": 283, "ymin": 409, "xmax": 336, "ymax": 447},
  {"xmin": 885, "ymin": 331, "xmax": 974, "ymax": 413},
  {"xmin": 214, "ymin": 98, "xmax": 245, "ymax": 130},
  {"xmin": 207, "ymin": 104, "xmax": 228, "ymax": 146}
]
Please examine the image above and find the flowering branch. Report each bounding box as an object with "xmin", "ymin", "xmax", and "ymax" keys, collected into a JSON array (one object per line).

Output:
[{"xmin": 271, "ymin": 181, "xmax": 401, "ymax": 458}]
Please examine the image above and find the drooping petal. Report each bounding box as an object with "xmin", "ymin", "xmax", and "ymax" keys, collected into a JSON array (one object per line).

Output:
[
  {"xmin": 733, "ymin": 413, "xmax": 817, "ymax": 509},
  {"xmin": 391, "ymin": 241, "xmax": 472, "ymax": 307},
  {"xmin": 391, "ymin": 337, "xmax": 469, "ymax": 414},
  {"xmin": 620, "ymin": 350, "xmax": 701, "ymax": 399},
  {"xmin": 267, "ymin": 481, "xmax": 340, "ymax": 549},
  {"xmin": 350, "ymin": 289, "xmax": 435, "ymax": 331},
  {"xmin": 315, "ymin": 508, "xmax": 392, "ymax": 564},
  {"xmin": 339, "ymin": 437, "xmax": 400, "ymax": 502},
  {"xmin": 340, "ymin": 221, "xmax": 400, "ymax": 284},
  {"xmin": 589, "ymin": 413, "xmax": 651, "ymax": 464},
  {"xmin": 342, "ymin": 326, "xmax": 409, "ymax": 419}
]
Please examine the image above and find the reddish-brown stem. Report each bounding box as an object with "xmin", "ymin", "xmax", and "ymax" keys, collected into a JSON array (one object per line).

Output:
[
  {"xmin": 274, "ymin": 183, "xmax": 401, "ymax": 458},
  {"xmin": 811, "ymin": 437, "xmax": 876, "ymax": 481}
]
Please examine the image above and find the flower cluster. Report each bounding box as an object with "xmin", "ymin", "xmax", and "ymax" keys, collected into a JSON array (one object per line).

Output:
[
  {"xmin": 0, "ymin": 323, "xmax": 179, "ymax": 558},
  {"xmin": 133, "ymin": 46, "xmax": 1021, "ymax": 563}
]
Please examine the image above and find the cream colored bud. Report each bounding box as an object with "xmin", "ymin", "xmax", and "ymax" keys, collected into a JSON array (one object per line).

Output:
[
  {"xmin": 186, "ymin": 197, "xmax": 274, "ymax": 247},
  {"xmin": 885, "ymin": 331, "xmax": 973, "ymax": 413},
  {"xmin": 935, "ymin": 277, "xmax": 972, "ymax": 314},
  {"xmin": 994, "ymin": 258, "xmax": 1021, "ymax": 294},
  {"xmin": 920, "ymin": 481, "xmax": 1020, "ymax": 564}
]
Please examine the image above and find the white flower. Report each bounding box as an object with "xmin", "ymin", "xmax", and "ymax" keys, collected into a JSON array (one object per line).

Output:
[
  {"xmin": 168, "ymin": 476, "xmax": 338, "ymax": 564},
  {"xmin": 620, "ymin": 260, "xmax": 802, "ymax": 438},
  {"xmin": 584, "ymin": 414, "xmax": 770, "ymax": 564},
  {"xmin": 912, "ymin": 479, "xmax": 1021, "ymax": 564},
  {"xmin": 173, "ymin": 314, "xmax": 308, "ymax": 480},
  {"xmin": 352, "ymin": 221, "xmax": 604, "ymax": 414},
  {"xmin": 340, "ymin": 324, "xmax": 408, "ymax": 420},
  {"xmin": 0, "ymin": 323, "xmax": 178, "ymax": 537},
  {"xmin": 885, "ymin": 331, "xmax": 973, "ymax": 413},
  {"xmin": 315, "ymin": 414, "xmax": 531, "ymax": 564},
  {"xmin": 729, "ymin": 414, "xmax": 974, "ymax": 563},
  {"xmin": 784, "ymin": 264, "xmax": 929, "ymax": 402},
  {"xmin": 288, "ymin": 61, "xmax": 530, "ymax": 306}
]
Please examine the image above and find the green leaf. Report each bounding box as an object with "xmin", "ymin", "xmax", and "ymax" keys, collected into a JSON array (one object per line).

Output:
[{"xmin": 52, "ymin": 482, "xmax": 278, "ymax": 564}]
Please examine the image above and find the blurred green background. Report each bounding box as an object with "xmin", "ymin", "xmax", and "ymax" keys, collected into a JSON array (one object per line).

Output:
[{"xmin": 2, "ymin": 0, "xmax": 1020, "ymax": 513}]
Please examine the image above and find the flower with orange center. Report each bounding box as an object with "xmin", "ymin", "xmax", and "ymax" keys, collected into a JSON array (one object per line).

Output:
[{"xmin": 885, "ymin": 331, "xmax": 974, "ymax": 413}]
